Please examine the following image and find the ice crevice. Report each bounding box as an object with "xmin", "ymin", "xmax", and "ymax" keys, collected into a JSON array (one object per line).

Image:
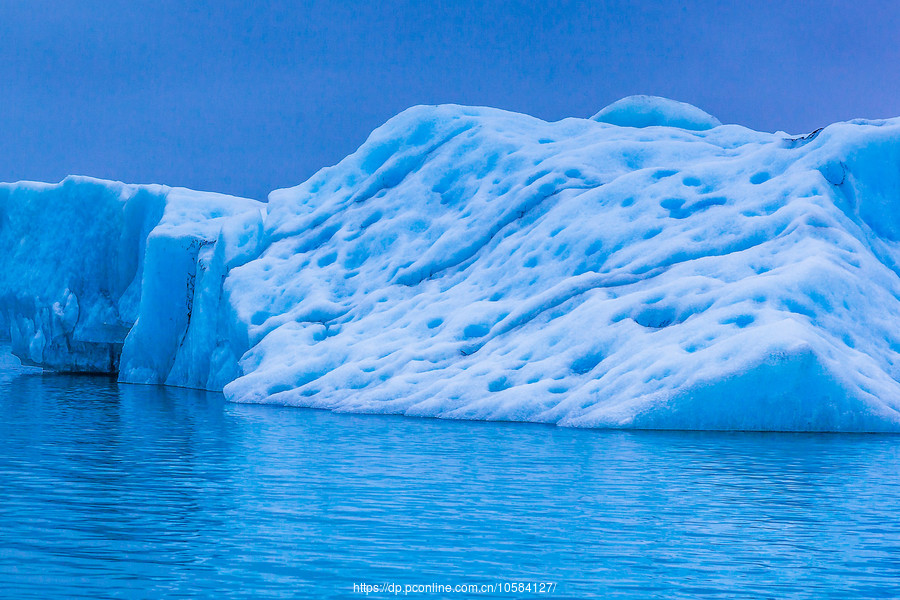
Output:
[{"xmin": 5, "ymin": 96, "xmax": 900, "ymax": 431}]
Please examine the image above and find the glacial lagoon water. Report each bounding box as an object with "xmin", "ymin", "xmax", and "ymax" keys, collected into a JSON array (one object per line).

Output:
[{"xmin": 1, "ymin": 372, "xmax": 899, "ymax": 599}]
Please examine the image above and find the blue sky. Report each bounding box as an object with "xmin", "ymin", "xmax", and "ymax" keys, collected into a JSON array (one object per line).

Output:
[{"xmin": 1, "ymin": 0, "xmax": 898, "ymax": 199}]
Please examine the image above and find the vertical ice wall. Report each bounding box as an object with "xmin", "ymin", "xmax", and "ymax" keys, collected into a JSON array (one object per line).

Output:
[
  {"xmin": 0, "ymin": 176, "xmax": 263, "ymax": 386},
  {"xmin": 0, "ymin": 177, "xmax": 159, "ymax": 371},
  {"xmin": 119, "ymin": 189, "xmax": 266, "ymax": 390}
]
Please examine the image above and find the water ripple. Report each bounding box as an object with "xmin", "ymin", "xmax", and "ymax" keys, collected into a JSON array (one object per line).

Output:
[{"xmin": 1, "ymin": 374, "xmax": 900, "ymax": 598}]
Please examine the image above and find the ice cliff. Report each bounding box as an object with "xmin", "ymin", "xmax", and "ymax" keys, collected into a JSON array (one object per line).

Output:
[
  {"xmin": 5, "ymin": 95, "xmax": 900, "ymax": 431},
  {"xmin": 0, "ymin": 177, "xmax": 264, "ymax": 388}
]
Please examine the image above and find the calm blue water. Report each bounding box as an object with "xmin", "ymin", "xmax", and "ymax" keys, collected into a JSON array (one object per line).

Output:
[{"xmin": 1, "ymin": 372, "xmax": 900, "ymax": 599}]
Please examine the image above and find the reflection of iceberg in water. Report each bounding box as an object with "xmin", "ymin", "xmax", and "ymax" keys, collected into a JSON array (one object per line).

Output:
[{"xmin": 5, "ymin": 96, "xmax": 900, "ymax": 431}]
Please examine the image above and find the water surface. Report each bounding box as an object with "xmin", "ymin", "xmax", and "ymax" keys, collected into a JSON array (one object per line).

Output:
[{"xmin": 1, "ymin": 372, "xmax": 899, "ymax": 599}]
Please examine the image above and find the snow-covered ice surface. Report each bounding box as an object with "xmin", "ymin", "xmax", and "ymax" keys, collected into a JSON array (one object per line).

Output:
[
  {"xmin": 6, "ymin": 96, "xmax": 900, "ymax": 431},
  {"xmin": 225, "ymin": 98, "xmax": 900, "ymax": 431}
]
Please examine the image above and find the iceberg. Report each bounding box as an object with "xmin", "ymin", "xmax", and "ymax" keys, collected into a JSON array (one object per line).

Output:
[{"xmin": 4, "ymin": 97, "xmax": 900, "ymax": 431}]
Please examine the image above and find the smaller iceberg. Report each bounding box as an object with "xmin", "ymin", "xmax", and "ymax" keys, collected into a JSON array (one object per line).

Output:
[{"xmin": 591, "ymin": 95, "xmax": 722, "ymax": 130}]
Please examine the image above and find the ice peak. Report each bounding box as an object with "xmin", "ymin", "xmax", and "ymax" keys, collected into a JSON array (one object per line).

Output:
[{"xmin": 591, "ymin": 95, "xmax": 721, "ymax": 131}]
